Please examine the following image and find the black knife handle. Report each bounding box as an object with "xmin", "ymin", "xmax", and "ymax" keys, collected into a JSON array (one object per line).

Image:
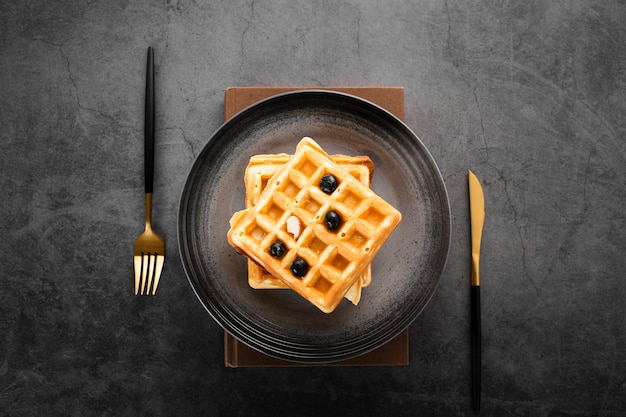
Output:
[
  {"xmin": 471, "ymin": 285, "xmax": 481, "ymax": 414},
  {"xmin": 144, "ymin": 47, "xmax": 155, "ymax": 194}
]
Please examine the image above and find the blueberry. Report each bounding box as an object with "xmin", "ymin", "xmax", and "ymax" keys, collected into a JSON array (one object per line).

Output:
[
  {"xmin": 319, "ymin": 174, "xmax": 338, "ymax": 194},
  {"xmin": 269, "ymin": 241, "xmax": 286, "ymax": 258},
  {"xmin": 291, "ymin": 257, "xmax": 309, "ymax": 277},
  {"xmin": 325, "ymin": 210, "xmax": 342, "ymax": 231}
]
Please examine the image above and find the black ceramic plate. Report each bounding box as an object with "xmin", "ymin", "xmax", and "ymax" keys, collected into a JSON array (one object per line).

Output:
[{"xmin": 178, "ymin": 90, "xmax": 450, "ymax": 362}]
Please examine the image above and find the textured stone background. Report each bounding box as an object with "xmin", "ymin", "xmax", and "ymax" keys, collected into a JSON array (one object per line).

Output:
[{"xmin": 1, "ymin": 1, "xmax": 625, "ymax": 416}]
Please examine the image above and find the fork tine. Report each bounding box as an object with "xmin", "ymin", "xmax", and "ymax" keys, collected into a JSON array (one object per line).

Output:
[
  {"xmin": 140, "ymin": 253, "xmax": 149, "ymax": 294},
  {"xmin": 151, "ymin": 255, "xmax": 165, "ymax": 295},
  {"xmin": 133, "ymin": 255, "xmax": 142, "ymax": 295},
  {"xmin": 145, "ymin": 253, "xmax": 156, "ymax": 295}
]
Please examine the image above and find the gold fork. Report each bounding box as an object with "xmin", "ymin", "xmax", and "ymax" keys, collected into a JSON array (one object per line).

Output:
[{"xmin": 134, "ymin": 47, "xmax": 164, "ymax": 295}]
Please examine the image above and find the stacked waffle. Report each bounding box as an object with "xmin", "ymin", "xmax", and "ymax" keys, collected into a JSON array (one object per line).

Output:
[{"xmin": 227, "ymin": 137, "xmax": 402, "ymax": 313}]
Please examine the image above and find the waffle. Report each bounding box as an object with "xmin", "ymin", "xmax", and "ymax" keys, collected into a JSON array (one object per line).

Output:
[
  {"xmin": 243, "ymin": 153, "xmax": 374, "ymax": 305},
  {"xmin": 228, "ymin": 137, "xmax": 402, "ymax": 313}
]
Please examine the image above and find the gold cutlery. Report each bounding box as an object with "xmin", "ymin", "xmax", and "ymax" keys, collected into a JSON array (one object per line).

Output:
[
  {"xmin": 133, "ymin": 47, "xmax": 164, "ymax": 295},
  {"xmin": 468, "ymin": 170, "xmax": 485, "ymax": 413}
]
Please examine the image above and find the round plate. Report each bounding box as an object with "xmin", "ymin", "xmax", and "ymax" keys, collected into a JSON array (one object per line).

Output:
[{"xmin": 178, "ymin": 90, "xmax": 450, "ymax": 363}]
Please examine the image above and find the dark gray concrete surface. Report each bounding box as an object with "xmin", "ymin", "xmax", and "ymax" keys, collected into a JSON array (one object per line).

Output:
[{"xmin": 1, "ymin": 1, "xmax": 625, "ymax": 415}]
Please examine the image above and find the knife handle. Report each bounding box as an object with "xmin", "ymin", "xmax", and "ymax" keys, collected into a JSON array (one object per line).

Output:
[
  {"xmin": 471, "ymin": 285, "xmax": 481, "ymax": 414},
  {"xmin": 144, "ymin": 47, "xmax": 155, "ymax": 194}
]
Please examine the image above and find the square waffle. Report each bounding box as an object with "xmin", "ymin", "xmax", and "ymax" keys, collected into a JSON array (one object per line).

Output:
[
  {"xmin": 228, "ymin": 137, "xmax": 402, "ymax": 313},
  {"xmin": 243, "ymin": 153, "xmax": 374, "ymax": 305}
]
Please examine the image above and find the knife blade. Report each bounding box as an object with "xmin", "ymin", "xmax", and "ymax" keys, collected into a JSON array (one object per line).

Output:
[{"xmin": 468, "ymin": 170, "xmax": 484, "ymax": 414}]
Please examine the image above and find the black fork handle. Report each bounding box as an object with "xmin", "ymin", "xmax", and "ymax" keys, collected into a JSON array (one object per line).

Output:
[{"xmin": 145, "ymin": 47, "xmax": 155, "ymax": 194}]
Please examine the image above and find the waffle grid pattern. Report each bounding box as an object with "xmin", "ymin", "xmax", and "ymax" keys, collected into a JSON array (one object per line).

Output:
[
  {"xmin": 244, "ymin": 154, "xmax": 373, "ymax": 304},
  {"xmin": 229, "ymin": 138, "xmax": 401, "ymax": 313}
]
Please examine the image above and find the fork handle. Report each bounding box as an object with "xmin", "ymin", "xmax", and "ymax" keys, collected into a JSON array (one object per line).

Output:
[{"xmin": 144, "ymin": 47, "xmax": 155, "ymax": 194}]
